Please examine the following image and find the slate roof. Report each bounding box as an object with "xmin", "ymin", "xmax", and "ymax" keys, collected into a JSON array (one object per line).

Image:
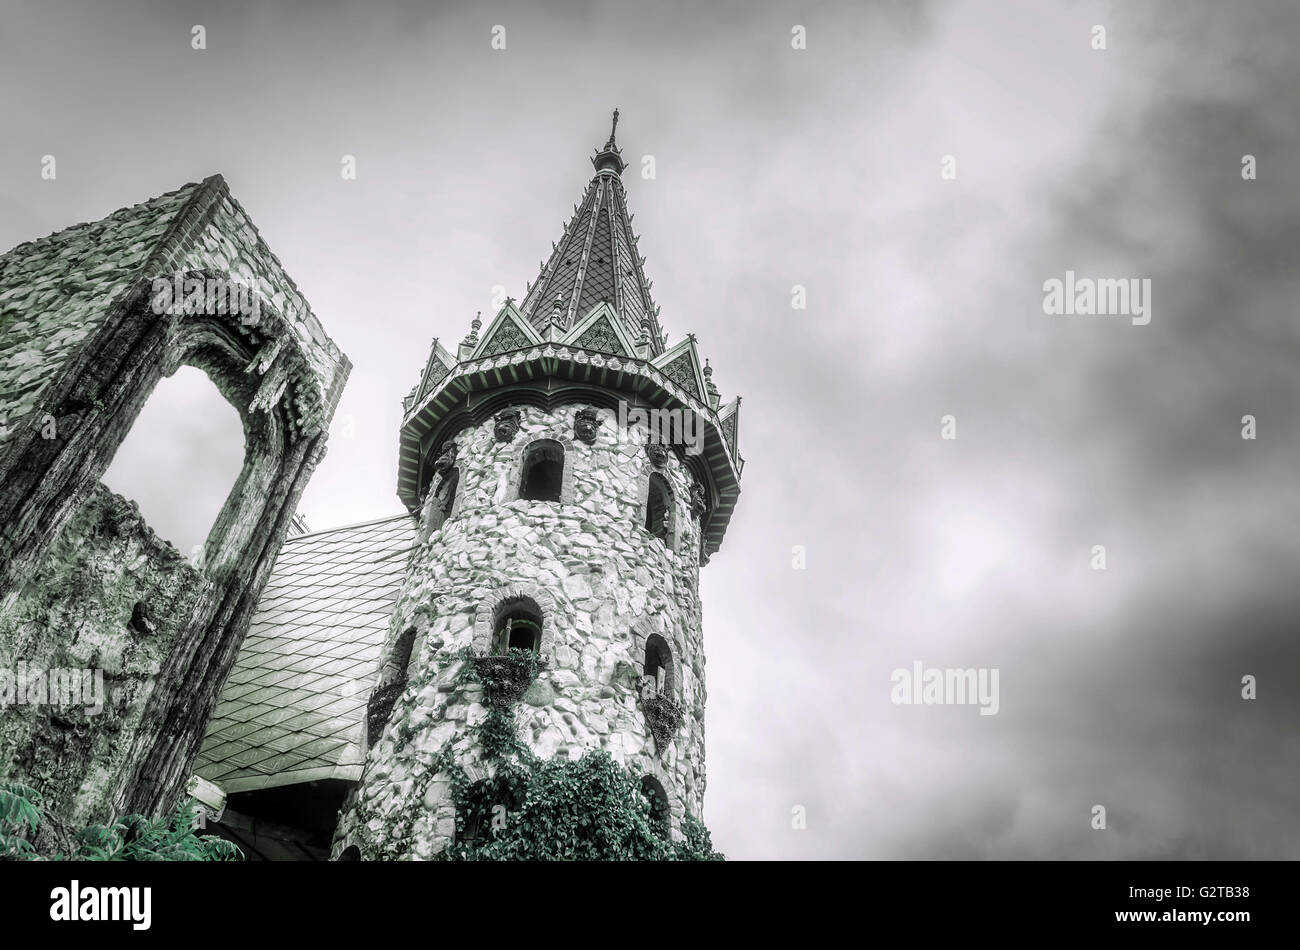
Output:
[
  {"xmin": 194, "ymin": 514, "xmax": 415, "ymax": 794},
  {"xmin": 517, "ymin": 113, "xmax": 663, "ymax": 349}
]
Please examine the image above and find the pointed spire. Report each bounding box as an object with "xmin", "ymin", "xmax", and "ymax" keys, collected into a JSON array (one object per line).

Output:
[
  {"xmin": 704, "ymin": 357, "xmax": 720, "ymax": 405},
  {"xmin": 520, "ymin": 112, "xmax": 662, "ymax": 350},
  {"xmin": 592, "ymin": 107, "xmax": 626, "ymax": 175}
]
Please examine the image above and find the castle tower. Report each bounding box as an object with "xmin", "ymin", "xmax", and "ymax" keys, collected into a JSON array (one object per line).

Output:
[{"xmin": 334, "ymin": 114, "xmax": 743, "ymax": 859}]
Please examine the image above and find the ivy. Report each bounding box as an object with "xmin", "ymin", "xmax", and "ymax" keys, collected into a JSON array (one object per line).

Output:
[
  {"xmin": 0, "ymin": 782, "xmax": 242, "ymax": 862},
  {"xmin": 641, "ymin": 694, "xmax": 684, "ymax": 750},
  {"xmin": 352, "ymin": 646, "xmax": 725, "ymax": 861}
]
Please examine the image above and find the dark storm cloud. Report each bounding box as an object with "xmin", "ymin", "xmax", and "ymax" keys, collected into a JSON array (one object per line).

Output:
[{"xmin": 858, "ymin": 0, "xmax": 1300, "ymax": 860}]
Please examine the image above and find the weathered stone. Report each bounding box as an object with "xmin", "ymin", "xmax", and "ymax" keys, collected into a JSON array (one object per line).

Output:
[
  {"xmin": 0, "ymin": 176, "xmax": 349, "ymax": 828},
  {"xmin": 522, "ymin": 680, "xmax": 554, "ymax": 706}
]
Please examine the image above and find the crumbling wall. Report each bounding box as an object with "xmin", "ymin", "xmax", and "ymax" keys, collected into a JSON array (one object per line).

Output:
[
  {"xmin": 0, "ymin": 175, "xmax": 350, "ymax": 826},
  {"xmin": 0, "ymin": 484, "xmax": 207, "ymax": 825}
]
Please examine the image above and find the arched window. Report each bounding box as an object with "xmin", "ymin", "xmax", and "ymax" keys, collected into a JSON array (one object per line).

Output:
[
  {"xmin": 428, "ymin": 470, "xmax": 460, "ymax": 530},
  {"xmin": 337, "ymin": 845, "xmax": 361, "ymax": 861},
  {"xmin": 367, "ymin": 626, "xmax": 417, "ymax": 746},
  {"xmin": 492, "ymin": 598, "xmax": 543, "ymax": 655},
  {"xmin": 640, "ymin": 776, "xmax": 670, "ymax": 839},
  {"xmin": 644, "ymin": 472, "xmax": 673, "ymax": 545},
  {"xmin": 644, "ymin": 634, "xmax": 672, "ymax": 698},
  {"xmin": 519, "ymin": 439, "xmax": 564, "ymax": 502},
  {"xmin": 382, "ymin": 627, "xmax": 418, "ymax": 685},
  {"xmin": 100, "ymin": 365, "xmax": 244, "ymax": 562}
]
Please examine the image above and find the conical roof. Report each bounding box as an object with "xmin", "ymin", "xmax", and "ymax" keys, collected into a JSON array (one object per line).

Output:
[{"xmin": 518, "ymin": 110, "xmax": 663, "ymax": 352}]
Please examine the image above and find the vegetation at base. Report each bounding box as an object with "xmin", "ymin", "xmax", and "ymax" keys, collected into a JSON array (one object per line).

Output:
[
  {"xmin": 442, "ymin": 749, "xmax": 723, "ymax": 861},
  {"xmin": 0, "ymin": 781, "xmax": 242, "ymax": 861},
  {"xmin": 361, "ymin": 647, "xmax": 724, "ymax": 861}
]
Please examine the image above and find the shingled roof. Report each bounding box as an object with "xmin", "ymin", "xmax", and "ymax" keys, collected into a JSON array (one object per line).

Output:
[
  {"xmin": 517, "ymin": 109, "xmax": 664, "ymax": 349},
  {"xmin": 194, "ymin": 514, "xmax": 414, "ymax": 794}
]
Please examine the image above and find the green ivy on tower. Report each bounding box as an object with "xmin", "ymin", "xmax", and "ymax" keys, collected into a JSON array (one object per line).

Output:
[{"xmin": 356, "ymin": 647, "xmax": 724, "ymax": 861}]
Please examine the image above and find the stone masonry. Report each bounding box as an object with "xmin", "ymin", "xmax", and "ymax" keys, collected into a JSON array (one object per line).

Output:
[{"xmin": 334, "ymin": 404, "xmax": 709, "ymax": 858}]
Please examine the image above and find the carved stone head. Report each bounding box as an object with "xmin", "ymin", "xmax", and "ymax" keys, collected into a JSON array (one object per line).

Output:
[
  {"xmin": 573, "ymin": 407, "xmax": 601, "ymax": 445},
  {"xmin": 432, "ymin": 441, "xmax": 458, "ymax": 477},
  {"xmin": 690, "ymin": 482, "xmax": 707, "ymax": 519},
  {"xmin": 644, "ymin": 439, "xmax": 669, "ymax": 467},
  {"xmin": 494, "ymin": 408, "xmax": 521, "ymax": 443}
]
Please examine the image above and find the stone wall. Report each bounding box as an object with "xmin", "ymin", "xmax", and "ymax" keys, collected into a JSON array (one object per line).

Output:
[
  {"xmin": 0, "ymin": 175, "xmax": 350, "ymax": 826},
  {"xmin": 335, "ymin": 402, "xmax": 710, "ymax": 859},
  {"xmin": 0, "ymin": 484, "xmax": 207, "ymax": 827}
]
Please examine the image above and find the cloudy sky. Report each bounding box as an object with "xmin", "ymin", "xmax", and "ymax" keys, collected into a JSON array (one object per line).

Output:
[{"xmin": 2, "ymin": 0, "xmax": 1297, "ymax": 859}]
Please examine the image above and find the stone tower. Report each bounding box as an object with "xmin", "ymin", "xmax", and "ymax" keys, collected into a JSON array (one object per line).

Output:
[{"xmin": 333, "ymin": 113, "xmax": 743, "ymax": 860}]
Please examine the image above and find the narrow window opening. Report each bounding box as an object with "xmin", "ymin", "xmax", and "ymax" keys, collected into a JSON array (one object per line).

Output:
[
  {"xmin": 519, "ymin": 439, "xmax": 564, "ymax": 502},
  {"xmin": 431, "ymin": 468, "xmax": 459, "ymax": 527},
  {"xmin": 640, "ymin": 776, "xmax": 670, "ymax": 839},
  {"xmin": 644, "ymin": 472, "xmax": 672, "ymax": 544},
  {"xmin": 383, "ymin": 627, "xmax": 417, "ymax": 685},
  {"xmin": 644, "ymin": 634, "xmax": 672, "ymax": 698},
  {"xmin": 368, "ymin": 626, "xmax": 417, "ymax": 746}
]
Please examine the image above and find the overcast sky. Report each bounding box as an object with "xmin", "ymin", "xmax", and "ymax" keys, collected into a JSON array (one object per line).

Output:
[{"xmin": 3, "ymin": 0, "xmax": 1297, "ymax": 859}]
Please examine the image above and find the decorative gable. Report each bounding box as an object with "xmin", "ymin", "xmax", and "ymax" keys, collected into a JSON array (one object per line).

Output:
[
  {"xmin": 471, "ymin": 303, "xmax": 543, "ymax": 360},
  {"xmin": 562, "ymin": 303, "xmax": 636, "ymax": 357},
  {"xmin": 415, "ymin": 339, "xmax": 452, "ymax": 402},
  {"xmin": 652, "ymin": 337, "xmax": 708, "ymax": 403},
  {"xmin": 719, "ymin": 398, "xmax": 741, "ymax": 458}
]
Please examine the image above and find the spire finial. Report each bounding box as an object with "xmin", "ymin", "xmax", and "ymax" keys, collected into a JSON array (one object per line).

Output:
[
  {"xmin": 606, "ymin": 108, "xmax": 620, "ymax": 149},
  {"xmin": 592, "ymin": 108, "xmax": 627, "ymax": 175}
]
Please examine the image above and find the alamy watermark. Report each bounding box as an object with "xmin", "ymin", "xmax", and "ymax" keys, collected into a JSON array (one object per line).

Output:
[
  {"xmin": 891, "ymin": 661, "xmax": 1000, "ymax": 716},
  {"xmin": 618, "ymin": 401, "xmax": 704, "ymax": 456},
  {"xmin": 0, "ymin": 664, "xmax": 105, "ymax": 715},
  {"xmin": 1042, "ymin": 270, "xmax": 1151, "ymax": 326},
  {"xmin": 149, "ymin": 273, "xmax": 264, "ymax": 324}
]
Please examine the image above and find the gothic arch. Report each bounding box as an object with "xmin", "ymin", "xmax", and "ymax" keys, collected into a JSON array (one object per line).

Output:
[
  {"xmin": 637, "ymin": 760, "xmax": 682, "ymax": 837},
  {"xmin": 505, "ymin": 431, "xmax": 578, "ymax": 505},
  {"xmin": 639, "ymin": 775, "xmax": 671, "ymax": 839},
  {"xmin": 629, "ymin": 620, "xmax": 682, "ymax": 705},
  {"xmin": 471, "ymin": 583, "xmax": 560, "ymax": 662},
  {"xmin": 635, "ymin": 465, "xmax": 681, "ymax": 556}
]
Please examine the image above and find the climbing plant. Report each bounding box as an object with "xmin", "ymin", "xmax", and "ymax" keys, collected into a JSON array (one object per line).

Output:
[
  {"xmin": 0, "ymin": 781, "xmax": 242, "ymax": 861},
  {"xmin": 356, "ymin": 647, "xmax": 724, "ymax": 861}
]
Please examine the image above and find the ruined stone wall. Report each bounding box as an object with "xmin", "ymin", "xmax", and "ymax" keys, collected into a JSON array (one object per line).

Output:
[
  {"xmin": 0, "ymin": 187, "xmax": 194, "ymax": 436},
  {"xmin": 334, "ymin": 402, "xmax": 709, "ymax": 859},
  {"xmin": 0, "ymin": 176, "xmax": 350, "ymax": 825},
  {"xmin": 0, "ymin": 484, "xmax": 208, "ymax": 826}
]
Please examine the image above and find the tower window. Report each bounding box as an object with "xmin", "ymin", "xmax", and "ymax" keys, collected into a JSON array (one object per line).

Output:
[
  {"xmin": 519, "ymin": 439, "xmax": 564, "ymax": 502},
  {"xmin": 383, "ymin": 627, "xmax": 417, "ymax": 684},
  {"xmin": 640, "ymin": 776, "xmax": 670, "ymax": 839},
  {"xmin": 644, "ymin": 634, "xmax": 672, "ymax": 698},
  {"xmin": 492, "ymin": 598, "xmax": 543, "ymax": 655},
  {"xmin": 644, "ymin": 472, "xmax": 672, "ymax": 545},
  {"xmin": 368, "ymin": 626, "xmax": 418, "ymax": 746}
]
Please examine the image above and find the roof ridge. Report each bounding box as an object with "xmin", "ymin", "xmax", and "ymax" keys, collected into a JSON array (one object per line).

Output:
[{"xmin": 283, "ymin": 512, "xmax": 412, "ymax": 543}]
